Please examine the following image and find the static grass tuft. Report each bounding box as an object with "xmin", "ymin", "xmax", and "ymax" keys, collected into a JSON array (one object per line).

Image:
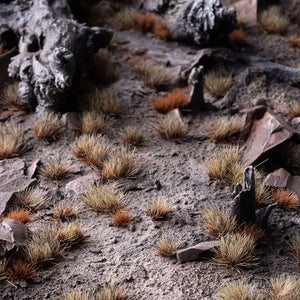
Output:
[
  {"xmin": 273, "ymin": 188, "xmax": 299, "ymax": 210},
  {"xmin": 146, "ymin": 196, "xmax": 172, "ymax": 220},
  {"xmin": 57, "ymin": 222, "xmax": 87, "ymax": 247},
  {"xmin": 229, "ymin": 28, "xmax": 248, "ymax": 45},
  {"xmin": 81, "ymin": 183, "xmax": 126, "ymax": 214},
  {"xmin": 259, "ymin": 6, "xmax": 289, "ymax": 34},
  {"xmin": 111, "ymin": 209, "xmax": 135, "ymax": 228},
  {"xmin": 34, "ymin": 112, "xmax": 61, "ymax": 141},
  {"xmin": 214, "ymin": 233, "xmax": 258, "ymax": 270},
  {"xmin": 204, "ymin": 70, "xmax": 233, "ymax": 98},
  {"xmin": 62, "ymin": 290, "xmax": 90, "ymax": 300},
  {"xmin": 289, "ymin": 34, "xmax": 300, "ymax": 48},
  {"xmin": 239, "ymin": 224, "xmax": 264, "ymax": 241},
  {"xmin": 153, "ymin": 235, "xmax": 181, "ymax": 257},
  {"xmin": 0, "ymin": 258, "xmax": 7, "ymax": 281},
  {"xmin": 72, "ymin": 134, "xmax": 110, "ymax": 169},
  {"xmin": 154, "ymin": 22, "xmax": 172, "ymax": 40},
  {"xmin": 6, "ymin": 260, "xmax": 37, "ymax": 280},
  {"xmin": 51, "ymin": 201, "xmax": 80, "ymax": 221},
  {"xmin": 289, "ymin": 235, "xmax": 300, "ymax": 263},
  {"xmin": 153, "ymin": 89, "xmax": 189, "ymax": 114},
  {"xmin": 81, "ymin": 111, "xmax": 107, "ymax": 135},
  {"xmin": 200, "ymin": 206, "xmax": 237, "ymax": 239},
  {"xmin": 3, "ymin": 208, "xmax": 35, "ymax": 224},
  {"xmin": 96, "ymin": 283, "xmax": 127, "ymax": 300},
  {"xmin": 0, "ymin": 123, "xmax": 26, "ymax": 159},
  {"xmin": 16, "ymin": 187, "xmax": 48, "ymax": 212},
  {"xmin": 0, "ymin": 83, "xmax": 25, "ymax": 110},
  {"xmin": 155, "ymin": 115, "xmax": 189, "ymax": 140},
  {"xmin": 136, "ymin": 13, "xmax": 156, "ymax": 33},
  {"xmin": 267, "ymin": 275, "xmax": 300, "ymax": 300},
  {"xmin": 40, "ymin": 158, "xmax": 70, "ymax": 180},
  {"xmin": 119, "ymin": 126, "xmax": 146, "ymax": 147},
  {"xmin": 112, "ymin": 9, "xmax": 137, "ymax": 31},
  {"xmin": 290, "ymin": 101, "xmax": 300, "ymax": 119}
]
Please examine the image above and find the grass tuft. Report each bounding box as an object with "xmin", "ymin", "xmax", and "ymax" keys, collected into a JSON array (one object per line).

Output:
[
  {"xmin": 290, "ymin": 101, "xmax": 300, "ymax": 119},
  {"xmin": 239, "ymin": 224, "xmax": 264, "ymax": 241},
  {"xmin": 153, "ymin": 89, "xmax": 189, "ymax": 114},
  {"xmin": 112, "ymin": 9, "xmax": 137, "ymax": 31},
  {"xmin": 289, "ymin": 34, "xmax": 300, "ymax": 48},
  {"xmin": 273, "ymin": 188, "xmax": 299, "ymax": 210},
  {"xmin": 200, "ymin": 206, "xmax": 237, "ymax": 239},
  {"xmin": 81, "ymin": 183, "xmax": 126, "ymax": 214},
  {"xmin": 136, "ymin": 13, "xmax": 156, "ymax": 33},
  {"xmin": 155, "ymin": 115, "xmax": 189, "ymax": 140},
  {"xmin": 6, "ymin": 260, "xmax": 37, "ymax": 280},
  {"xmin": 62, "ymin": 290, "xmax": 90, "ymax": 300},
  {"xmin": 34, "ymin": 112, "xmax": 61, "ymax": 141},
  {"xmin": 214, "ymin": 233, "xmax": 258, "ymax": 270},
  {"xmin": 0, "ymin": 258, "xmax": 7, "ymax": 281},
  {"xmin": 153, "ymin": 235, "xmax": 181, "ymax": 257},
  {"xmin": 57, "ymin": 222, "xmax": 86, "ymax": 247},
  {"xmin": 289, "ymin": 235, "xmax": 300, "ymax": 266},
  {"xmin": 3, "ymin": 207, "xmax": 35, "ymax": 224},
  {"xmin": 51, "ymin": 201, "xmax": 80, "ymax": 221},
  {"xmin": 259, "ymin": 6, "xmax": 289, "ymax": 34},
  {"xmin": 229, "ymin": 28, "xmax": 248, "ymax": 45},
  {"xmin": 111, "ymin": 209, "xmax": 135, "ymax": 228},
  {"xmin": 40, "ymin": 158, "xmax": 70, "ymax": 180},
  {"xmin": 0, "ymin": 123, "xmax": 26, "ymax": 159},
  {"xmin": 204, "ymin": 70, "xmax": 233, "ymax": 98},
  {"xmin": 96, "ymin": 283, "xmax": 127, "ymax": 300},
  {"xmin": 0, "ymin": 83, "xmax": 25, "ymax": 110},
  {"xmin": 81, "ymin": 111, "xmax": 107, "ymax": 135},
  {"xmin": 16, "ymin": 187, "xmax": 48, "ymax": 212},
  {"xmin": 154, "ymin": 22, "xmax": 172, "ymax": 40},
  {"xmin": 267, "ymin": 275, "xmax": 300, "ymax": 299},
  {"xmin": 119, "ymin": 126, "xmax": 145, "ymax": 147},
  {"xmin": 146, "ymin": 196, "xmax": 172, "ymax": 220}
]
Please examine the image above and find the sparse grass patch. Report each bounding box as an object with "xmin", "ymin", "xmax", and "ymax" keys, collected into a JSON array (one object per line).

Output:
[
  {"xmin": 136, "ymin": 61, "xmax": 174, "ymax": 90},
  {"xmin": 51, "ymin": 201, "xmax": 80, "ymax": 221},
  {"xmin": 289, "ymin": 235, "xmax": 300, "ymax": 265},
  {"xmin": 101, "ymin": 148, "xmax": 140, "ymax": 181},
  {"xmin": 112, "ymin": 9, "xmax": 137, "ymax": 31},
  {"xmin": 289, "ymin": 34, "xmax": 300, "ymax": 48},
  {"xmin": 3, "ymin": 208, "xmax": 35, "ymax": 224},
  {"xmin": 0, "ymin": 47, "xmax": 9, "ymax": 56},
  {"xmin": 62, "ymin": 290, "xmax": 90, "ymax": 300},
  {"xmin": 16, "ymin": 187, "xmax": 48, "ymax": 212},
  {"xmin": 259, "ymin": 6, "xmax": 289, "ymax": 34},
  {"xmin": 96, "ymin": 283, "xmax": 127, "ymax": 300},
  {"xmin": 111, "ymin": 209, "xmax": 135, "ymax": 227},
  {"xmin": 273, "ymin": 188, "xmax": 299, "ymax": 210},
  {"xmin": 204, "ymin": 116, "xmax": 245, "ymax": 142},
  {"xmin": 57, "ymin": 222, "xmax": 86, "ymax": 247},
  {"xmin": 136, "ymin": 13, "xmax": 156, "ymax": 33},
  {"xmin": 0, "ymin": 258, "xmax": 7, "ymax": 281},
  {"xmin": 154, "ymin": 22, "xmax": 172, "ymax": 40},
  {"xmin": 153, "ymin": 235, "xmax": 181, "ymax": 257},
  {"xmin": 229, "ymin": 28, "xmax": 248, "ymax": 45},
  {"xmin": 119, "ymin": 126, "xmax": 145, "ymax": 147},
  {"xmin": 72, "ymin": 134, "xmax": 110, "ymax": 169},
  {"xmin": 155, "ymin": 115, "xmax": 189, "ymax": 140},
  {"xmin": 239, "ymin": 224, "xmax": 264, "ymax": 241},
  {"xmin": 217, "ymin": 280, "xmax": 260, "ymax": 300},
  {"xmin": 81, "ymin": 111, "xmax": 107, "ymax": 135},
  {"xmin": 153, "ymin": 89, "xmax": 189, "ymax": 114},
  {"xmin": 81, "ymin": 183, "xmax": 126, "ymax": 214},
  {"xmin": 200, "ymin": 205, "xmax": 237, "ymax": 239},
  {"xmin": 290, "ymin": 100, "xmax": 300, "ymax": 119},
  {"xmin": 204, "ymin": 70, "xmax": 233, "ymax": 98},
  {"xmin": 0, "ymin": 83, "xmax": 25, "ymax": 110},
  {"xmin": 34, "ymin": 112, "xmax": 61, "ymax": 141},
  {"xmin": 40, "ymin": 158, "xmax": 70, "ymax": 180},
  {"xmin": 146, "ymin": 196, "xmax": 172, "ymax": 220},
  {"xmin": 267, "ymin": 275, "xmax": 300, "ymax": 300},
  {"xmin": 6, "ymin": 260, "xmax": 37, "ymax": 280}
]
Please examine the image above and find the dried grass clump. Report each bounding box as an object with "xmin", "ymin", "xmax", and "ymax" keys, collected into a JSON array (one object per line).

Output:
[
  {"xmin": 290, "ymin": 100, "xmax": 300, "ymax": 119},
  {"xmin": 239, "ymin": 224, "xmax": 264, "ymax": 241},
  {"xmin": 81, "ymin": 183, "xmax": 126, "ymax": 214},
  {"xmin": 0, "ymin": 83, "xmax": 25, "ymax": 110},
  {"xmin": 57, "ymin": 222, "xmax": 86, "ymax": 247},
  {"xmin": 204, "ymin": 116, "xmax": 245, "ymax": 142},
  {"xmin": 155, "ymin": 116, "xmax": 189, "ymax": 140},
  {"xmin": 0, "ymin": 47, "xmax": 9, "ymax": 56},
  {"xmin": 0, "ymin": 124, "xmax": 26, "ymax": 159},
  {"xmin": 3, "ymin": 208, "xmax": 35, "ymax": 224},
  {"xmin": 96, "ymin": 283, "xmax": 127, "ymax": 300},
  {"xmin": 229, "ymin": 28, "xmax": 248, "ymax": 45},
  {"xmin": 0, "ymin": 259, "xmax": 7, "ymax": 281},
  {"xmin": 40, "ymin": 158, "xmax": 70, "ymax": 180},
  {"xmin": 217, "ymin": 280, "xmax": 261, "ymax": 300},
  {"xmin": 119, "ymin": 126, "xmax": 145, "ymax": 147},
  {"xmin": 154, "ymin": 22, "xmax": 172, "ymax": 40},
  {"xmin": 146, "ymin": 196, "xmax": 172, "ymax": 220},
  {"xmin": 200, "ymin": 206, "xmax": 237, "ymax": 239},
  {"xmin": 16, "ymin": 187, "xmax": 48, "ymax": 211},
  {"xmin": 273, "ymin": 188, "xmax": 299, "ymax": 210},
  {"xmin": 214, "ymin": 233, "xmax": 258, "ymax": 270},
  {"xmin": 153, "ymin": 89, "xmax": 189, "ymax": 114},
  {"xmin": 62, "ymin": 290, "xmax": 90, "ymax": 300},
  {"xmin": 289, "ymin": 34, "xmax": 300, "ymax": 48},
  {"xmin": 267, "ymin": 275, "xmax": 300, "ymax": 300},
  {"xmin": 289, "ymin": 235, "xmax": 300, "ymax": 263},
  {"xmin": 112, "ymin": 9, "xmax": 137, "ymax": 31},
  {"xmin": 136, "ymin": 61, "xmax": 174, "ymax": 90},
  {"xmin": 153, "ymin": 235, "xmax": 181, "ymax": 257},
  {"xmin": 51, "ymin": 201, "xmax": 80, "ymax": 221},
  {"xmin": 259, "ymin": 6, "xmax": 289, "ymax": 34},
  {"xmin": 34, "ymin": 112, "xmax": 61, "ymax": 141},
  {"xmin": 111, "ymin": 209, "xmax": 135, "ymax": 227},
  {"xmin": 101, "ymin": 148, "xmax": 140, "ymax": 181},
  {"xmin": 81, "ymin": 111, "xmax": 107, "ymax": 135},
  {"xmin": 136, "ymin": 13, "xmax": 156, "ymax": 33},
  {"xmin": 72, "ymin": 134, "xmax": 110, "ymax": 169},
  {"xmin": 204, "ymin": 70, "xmax": 233, "ymax": 98},
  {"xmin": 6, "ymin": 260, "xmax": 37, "ymax": 280},
  {"xmin": 255, "ymin": 184, "xmax": 273, "ymax": 207}
]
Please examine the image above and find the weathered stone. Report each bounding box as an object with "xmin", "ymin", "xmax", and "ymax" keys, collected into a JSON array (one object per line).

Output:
[
  {"xmin": 61, "ymin": 112, "xmax": 81, "ymax": 131},
  {"xmin": 26, "ymin": 159, "xmax": 40, "ymax": 178},
  {"xmin": 171, "ymin": 0, "xmax": 237, "ymax": 46},
  {"xmin": 291, "ymin": 117, "xmax": 300, "ymax": 128},
  {"xmin": 0, "ymin": 219, "xmax": 27, "ymax": 256},
  {"xmin": 176, "ymin": 241, "xmax": 219, "ymax": 263},
  {"xmin": 240, "ymin": 105, "xmax": 267, "ymax": 123},
  {"xmin": 166, "ymin": 108, "xmax": 184, "ymax": 123},
  {"xmin": 240, "ymin": 112, "xmax": 296, "ymax": 166},
  {"xmin": 0, "ymin": 47, "xmax": 18, "ymax": 93},
  {"xmin": 137, "ymin": 0, "xmax": 170, "ymax": 13}
]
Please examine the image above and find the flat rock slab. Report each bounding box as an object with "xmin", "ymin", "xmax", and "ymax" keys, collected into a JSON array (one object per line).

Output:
[{"xmin": 177, "ymin": 241, "xmax": 219, "ymax": 263}]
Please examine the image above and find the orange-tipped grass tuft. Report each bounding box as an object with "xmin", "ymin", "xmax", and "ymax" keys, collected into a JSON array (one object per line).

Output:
[
  {"xmin": 56, "ymin": 222, "xmax": 87, "ymax": 247},
  {"xmin": 0, "ymin": 83, "xmax": 25, "ymax": 110},
  {"xmin": 204, "ymin": 70, "xmax": 233, "ymax": 98},
  {"xmin": 111, "ymin": 209, "xmax": 135, "ymax": 227},
  {"xmin": 136, "ymin": 13, "xmax": 156, "ymax": 33},
  {"xmin": 154, "ymin": 22, "xmax": 172, "ymax": 40},
  {"xmin": 289, "ymin": 34, "xmax": 300, "ymax": 48},
  {"xmin": 34, "ymin": 112, "xmax": 61, "ymax": 141},
  {"xmin": 0, "ymin": 123, "xmax": 26, "ymax": 159},
  {"xmin": 40, "ymin": 158, "xmax": 70, "ymax": 180},
  {"xmin": 16, "ymin": 187, "xmax": 48, "ymax": 212},
  {"xmin": 6, "ymin": 260, "xmax": 37, "ymax": 280},
  {"xmin": 153, "ymin": 235, "xmax": 181, "ymax": 257},
  {"xmin": 289, "ymin": 235, "xmax": 300, "ymax": 267},
  {"xmin": 51, "ymin": 201, "xmax": 80, "ymax": 221},
  {"xmin": 273, "ymin": 188, "xmax": 299, "ymax": 210},
  {"xmin": 3, "ymin": 208, "xmax": 35, "ymax": 224},
  {"xmin": 81, "ymin": 111, "xmax": 107, "ymax": 135},
  {"xmin": 96, "ymin": 283, "xmax": 127, "ymax": 300},
  {"xmin": 146, "ymin": 196, "xmax": 172, "ymax": 220},
  {"xmin": 81, "ymin": 183, "xmax": 126, "ymax": 214},
  {"xmin": 290, "ymin": 101, "xmax": 300, "ymax": 119},
  {"xmin": 119, "ymin": 126, "xmax": 146, "ymax": 147},
  {"xmin": 239, "ymin": 224, "xmax": 264, "ymax": 241},
  {"xmin": 153, "ymin": 89, "xmax": 189, "ymax": 114},
  {"xmin": 229, "ymin": 28, "xmax": 248, "ymax": 45},
  {"xmin": 267, "ymin": 275, "xmax": 300, "ymax": 300}
]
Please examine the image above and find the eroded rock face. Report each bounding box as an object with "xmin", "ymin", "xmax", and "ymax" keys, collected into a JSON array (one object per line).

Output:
[{"xmin": 172, "ymin": 0, "xmax": 237, "ymax": 46}]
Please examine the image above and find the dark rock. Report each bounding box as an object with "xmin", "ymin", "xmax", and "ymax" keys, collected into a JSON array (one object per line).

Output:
[
  {"xmin": 171, "ymin": 0, "xmax": 237, "ymax": 46},
  {"xmin": 256, "ymin": 203, "xmax": 278, "ymax": 228},
  {"xmin": 240, "ymin": 105, "xmax": 267, "ymax": 123},
  {"xmin": 0, "ymin": 47, "xmax": 18, "ymax": 93},
  {"xmin": 61, "ymin": 112, "xmax": 81, "ymax": 131},
  {"xmin": 176, "ymin": 241, "xmax": 219, "ymax": 263}
]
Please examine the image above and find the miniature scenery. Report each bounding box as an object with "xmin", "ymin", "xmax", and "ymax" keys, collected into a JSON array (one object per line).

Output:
[{"xmin": 0, "ymin": 0, "xmax": 299, "ymax": 299}]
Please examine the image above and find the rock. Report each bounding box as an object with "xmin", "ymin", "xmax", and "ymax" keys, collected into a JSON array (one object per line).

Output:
[
  {"xmin": 61, "ymin": 112, "xmax": 81, "ymax": 131},
  {"xmin": 240, "ymin": 105, "xmax": 267, "ymax": 123},
  {"xmin": 171, "ymin": 0, "xmax": 237, "ymax": 46},
  {"xmin": 291, "ymin": 117, "xmax": 300, "ymax": 128},
  {"xmin": 279, "ymin": 0, "xmax": 300, "ymax": 20},
  {"xmin": 137, "ymin": 0, "xmax": 170, "ymax": 13},
  {"xmin": 0, "ymin": 47, "xmax": 18, "ymax": 93},
  {"xmin": 26, "ymin": 159, "xmax": 40, "ymax": 178},
  {"xmin": 166, "ymin": 108, "xmax": 184, "ymax": 122},
  {"xmin": 0, "ymin": 219, "xmax": 27, "ymax": 256},
  {"xmin": 176, "ymin": 241, "xmax": 219, "ymax": 263},
  {"xmin": 240, "ymin": 112, "xmax": 296, "ymax": 166}
]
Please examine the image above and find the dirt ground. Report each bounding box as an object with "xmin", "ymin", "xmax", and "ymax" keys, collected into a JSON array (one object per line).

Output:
[{"xmin": 0, "ymin": 1, "xmax": 300, "ymax": 299}]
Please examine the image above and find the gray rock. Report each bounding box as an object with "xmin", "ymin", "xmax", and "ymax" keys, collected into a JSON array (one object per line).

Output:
[
  {"xmin": 137, "ymin": 0, "xmax": 170, "ymax": 13},
  {"xmin": 26, "ymin": 159, "xmax": 40, "ymax": 178},
  {"xmin": 171, "ymin": 0, "xmax": 237, "ymax": 46},
  {"xmin": 61, "ymin": 112, "xmax": 81, "ymax": 131},
  {"xmin": 176, "ymin": 241, "xmax": 219, "ymax": 263}
]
